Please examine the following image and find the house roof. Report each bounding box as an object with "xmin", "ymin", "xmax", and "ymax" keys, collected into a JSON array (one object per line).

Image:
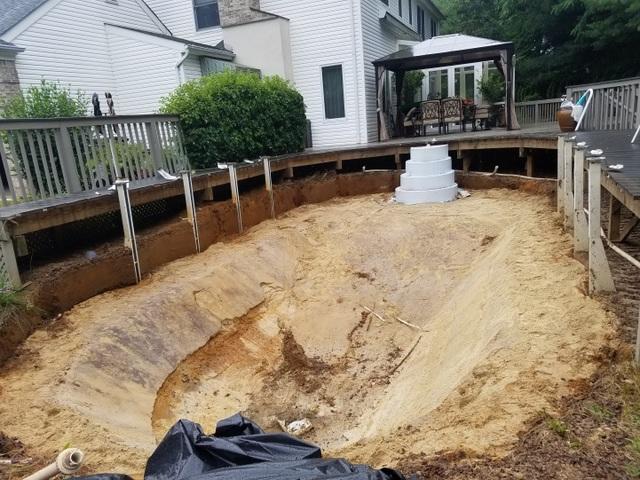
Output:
[
  {"xmin": 104, "ymin": 24, "xmax": 235, "ymax": 60},
  {"xmin": 0, "ymin": 38, "xmax": 24, "ymax": 53},
  {"xmin": 373, "ymin": 33, "xmax": 513, "ymax": 71},
  {"xmin": 0, "ymin": 0, "xmax": 48, "ymax": 35}
]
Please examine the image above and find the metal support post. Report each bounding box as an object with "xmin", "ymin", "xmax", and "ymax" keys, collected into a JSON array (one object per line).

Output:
[
  {"xmin": 262, "ymin": 157, "xmax": 276, "ymax": 219},
  {"xmin": 573, "ymin": 147, "xmax": 589, "ymax": 253},
  {"xmin": 0, "ymin": 221, "xmax": 21, "ymax": 289},
  {"xmin": 557, "ymin": 136, "xmax": 565, "ymax": 213},
  {"xmin": 181, "ymin": 170, "xmax": 201, "ymax": 253},
  {"xmin": 563, "ymin": 138, "xmax": 575, "ymax": 229},
  {"xmin": 115, "ymin": 179, "xmax": 142, "ymax": 284},
  {"xmin": 229, "ymin": 164, "xmax": 243, "ymax": 234},
  {"xmin": 586, "ymin": 156, "xmax": 615, "ymax": 295}
]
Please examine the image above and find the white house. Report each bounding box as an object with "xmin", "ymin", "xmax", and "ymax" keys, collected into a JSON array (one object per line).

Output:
[{"xmin": 0, "ymin": 0, "xmax": 445, "ymax": 148}]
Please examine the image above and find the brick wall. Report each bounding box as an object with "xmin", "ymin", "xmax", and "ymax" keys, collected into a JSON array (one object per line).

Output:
[
  {"xmin": 219, "ymin": 0, "xmax": 273, "ymax": 27},
  {"xmin": 0, "ymin": 59, "xmax": 21, "ymax": 107}
]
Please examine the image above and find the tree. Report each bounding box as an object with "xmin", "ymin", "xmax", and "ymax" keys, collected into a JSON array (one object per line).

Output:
[{"xmin": 433, "ymin": 0, "xmax": 640, "ymax": 100}]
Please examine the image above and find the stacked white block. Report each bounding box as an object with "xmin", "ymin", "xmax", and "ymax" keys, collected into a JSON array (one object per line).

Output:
[{"xmin": 395, "ymin": 144, "xmax": 458, "ymax": 204}]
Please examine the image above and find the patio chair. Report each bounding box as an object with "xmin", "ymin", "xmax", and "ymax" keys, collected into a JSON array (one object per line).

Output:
[
  {"xmin": 441, "ymin": 98, "xmax": 464, "ymax": 133},
  {"xmin": 403, "ymin": 107, "xmax": 421, "ymax": 137},
  {"xmin": 474, "ymin": 105, "xmax": 491, "ymax": 131},
  {"xmin": 420, "ymin": 100, "xmax": 442, "ymax": 135}
]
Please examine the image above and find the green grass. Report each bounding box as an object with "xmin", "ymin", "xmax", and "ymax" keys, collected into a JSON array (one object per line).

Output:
[
  {"xmin": 0, "ymin": 277, "xmax": 24, "ymax": 310},
  {"xmin": 546, "ymin": 418, "xmax": 568, "ymax": 437},
  {"xmin": 587, "ymin": 403, "xmax": 614, "ymax": 422}
]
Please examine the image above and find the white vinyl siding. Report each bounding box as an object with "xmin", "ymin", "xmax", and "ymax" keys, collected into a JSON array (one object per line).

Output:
[
  {"xmin": 105, "ymin": 26, "xmax": 182, "ymax": 113},
  {"xmin": 142, "ymin": 0, "xmax": 223, "ymax": 46},
  {"xmin": 182, "ymin": 56, "xmax": 203, "ymax": 81},
  {"xmin": 5, "ymin": 0, "xmax": 161, "ymax": 110},
  {"xmin": 361, "ymin": 0, "xmax": 435, "ymax": 141},
  {"xmin": 261, "ymin": 0, "xmax": 366, "ymax": 147}
]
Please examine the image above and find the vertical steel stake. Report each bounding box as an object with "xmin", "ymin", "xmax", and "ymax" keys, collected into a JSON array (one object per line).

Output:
[
  {"xmin": 563, "ymin": 138, "xmax": 575, "ymax": 229},
  {"xmin": 573, "ymin": 147, "xmax": 589, "ymax": 253},
  {"xmin": 586, "ymin": 156, "xmax": 615, "ymax": 295},
  {"xmin": 557, "ymin": 136, "xmax": 565, "ymax": 213},
  {"xmin": 263, "ymin": 157, "xmax": 276, "ymax": 219},
  {"xmin": 181, "ymin": 170, "xmax": 201, "ymax": 253},
  {"xmin": 115, "ymin": 179, "xmax": 142, "ymax": 284},
  {"xmin": 229, "ymin": 164, "xmax": 243, "ymax": 234}
]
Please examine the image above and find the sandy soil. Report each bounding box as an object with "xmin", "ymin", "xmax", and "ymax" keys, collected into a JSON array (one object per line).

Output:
[{"xmin": 0, "ymin": 190, "xmax": 613, "ymax": 476}]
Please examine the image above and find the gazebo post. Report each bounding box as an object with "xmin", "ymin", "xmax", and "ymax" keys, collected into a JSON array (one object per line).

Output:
[
  {"xmin": 506, "ymin": 49, "xmax": 513, "ymax": 131},
  {"xmin": 395, "ymin": 70, "xmax": 405, "ymax": 138}
]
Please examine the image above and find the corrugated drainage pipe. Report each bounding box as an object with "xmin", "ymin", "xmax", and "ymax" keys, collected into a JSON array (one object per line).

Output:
[{"xmin": 23, "ymin": 448, "xmax": 85, "ymax": 480}]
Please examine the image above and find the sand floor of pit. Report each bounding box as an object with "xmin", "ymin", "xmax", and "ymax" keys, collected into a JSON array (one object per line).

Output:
[{"xmin": 0, "ymin": 190, "xmax": 614, "ymax": 475}]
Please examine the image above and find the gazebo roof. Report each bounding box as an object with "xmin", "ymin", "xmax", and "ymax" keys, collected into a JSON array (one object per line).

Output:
[{"xmin": 373, "ymin": 34, "xmax": 514, "ymax": 72}]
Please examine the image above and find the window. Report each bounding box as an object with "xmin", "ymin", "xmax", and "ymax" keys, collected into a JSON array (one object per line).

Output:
[
  {"xmin": 194, "ymin": 0, "xmax": 220, "ymax": 30},
  {"xmin": 408, "ymin": 0, "xmax": 413, "ymax": 24},
  {"xmin": 455, "ymin": 66, "xmax": 475, "ymax": 100},
  {"xmin": 430, "ymin": 18, "xmax": 438, "ymax": 37},
  {"xmin": 398, "ymin": 0, "xmax": 403, "ymax": 17},
  {"xmin": 428, "ymin": 69, "xmax": 448, "ymax": 99},
  {"xmin": 417, "ymin": 6, "xmax": 425, "ymax": 39},
  {"xmin": 322, "ymin": 65, "xmax": 345, "ymax": 119}
]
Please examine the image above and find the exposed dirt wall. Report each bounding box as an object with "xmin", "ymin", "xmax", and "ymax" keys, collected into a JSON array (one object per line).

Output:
[{"xmin": 1, "ymin": 171, "xmax": 553, "ymax": 364}]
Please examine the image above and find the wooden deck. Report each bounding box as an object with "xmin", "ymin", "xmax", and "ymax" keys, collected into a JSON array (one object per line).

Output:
[{"xmin": 0, "ymin": 124, "xmax": 567, "ymax": 237}]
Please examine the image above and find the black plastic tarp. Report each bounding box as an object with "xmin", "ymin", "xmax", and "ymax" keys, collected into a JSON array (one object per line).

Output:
[{"xmin": 77, "ymin": 414, "xmax": 407, "ymax": 480}]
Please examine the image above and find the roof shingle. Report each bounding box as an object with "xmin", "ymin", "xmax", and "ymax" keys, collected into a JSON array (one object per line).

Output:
[{"xmin": 0, "ymin": 0, "xmax": 49, "ymax": 36}]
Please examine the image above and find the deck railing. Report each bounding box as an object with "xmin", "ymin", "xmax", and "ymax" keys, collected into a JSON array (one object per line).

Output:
[
  {"xmin": 567, "ymin": 77, "xmax": 640, "ymax": 131},
  {"xmin": 515, "ymin": 98, "xmax": 563, "ymax": 126},
  {"xmin": 0, "ymin": 115, "xmax": 189, "ymax": 207}
]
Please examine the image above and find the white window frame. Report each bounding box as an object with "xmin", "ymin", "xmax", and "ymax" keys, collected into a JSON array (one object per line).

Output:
[{"xmin": 320, "ymin": 63, "xmax": 348, "ymax": 123}]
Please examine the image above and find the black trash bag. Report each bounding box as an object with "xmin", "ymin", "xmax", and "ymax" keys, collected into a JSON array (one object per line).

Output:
[{"xmin": 143, "ymin": 414, "xmax": 406, "ymax": 480}]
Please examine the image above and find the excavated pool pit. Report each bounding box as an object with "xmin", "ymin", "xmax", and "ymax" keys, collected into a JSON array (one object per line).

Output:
[{"xmin": 0, "ymin": 175, "xmax": 612, "ymax": 477}]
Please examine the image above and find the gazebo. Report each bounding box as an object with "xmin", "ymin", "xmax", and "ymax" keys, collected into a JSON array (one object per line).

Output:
[{"xmin": 373, "ymin": 34, "xmax": 520, "ymax": 141}]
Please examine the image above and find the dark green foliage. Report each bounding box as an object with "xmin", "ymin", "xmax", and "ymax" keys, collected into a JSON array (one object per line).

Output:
[
  {"xmin": 478, "ymin": 71, "xmax": 505, "ymax": 104},
  {"xmin": 161, "ymin": 71, "xmax": 307, "ymax": 169},
  {"xmin": 1, "ymin": 79, "xmax": 87, "ymax": 119},
  {"xmin": 399, "ymin": 70, "xmax": 426, "ymax": 113},
  {"xmin": 433, "ymin": 0, "xmax": 640, "ymax": 100}
]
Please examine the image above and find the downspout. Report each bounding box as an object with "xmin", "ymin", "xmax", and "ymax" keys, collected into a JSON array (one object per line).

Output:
[
  {"xmin": 175, "ymin": 47, "xmax": 190, "ymax": 85},
  {"xmin": 349, "ymin": 0, "xmax": 363, "ymax": 144}
]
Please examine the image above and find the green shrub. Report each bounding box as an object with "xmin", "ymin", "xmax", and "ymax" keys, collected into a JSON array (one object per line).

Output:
[
  {"xmin": 478, "ymin": 71, "xmax": 505, "ymax": 105},
  {"xmin": 1, "ymin": 79, "xmax": 87, "ymax": 119},
  {"xmin": 161, "ymin": 71, "xmax": 306, "ymax": 169}
]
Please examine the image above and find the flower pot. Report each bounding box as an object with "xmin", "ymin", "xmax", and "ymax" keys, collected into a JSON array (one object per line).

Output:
[{"xmin": 557, "ymin": 110, "xmax": 576, "ymax": 132}]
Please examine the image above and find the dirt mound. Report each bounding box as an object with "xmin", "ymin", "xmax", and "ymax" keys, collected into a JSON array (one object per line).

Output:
[{"xmin": 0, "ymin": 191, "xmax": 614, "ymax": 475}]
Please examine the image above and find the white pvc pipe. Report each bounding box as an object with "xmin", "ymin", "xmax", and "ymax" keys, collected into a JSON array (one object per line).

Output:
[
  {"xmin": 23, "ymin": 449, "xmax": 85, "ymax": 480},
  {"xmin": 575, "ymin": 88, "xmax": 594, "ymax": 132}
]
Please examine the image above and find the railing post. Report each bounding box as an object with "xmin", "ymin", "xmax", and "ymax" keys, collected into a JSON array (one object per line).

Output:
[
  {"xmin": 586, "ymin": 155, "xmax": 615, "ymax": 294},
  {"xmin": 145, "ymin": 121, "xmax": 164, "ymax": 175},
  {"xmin": 573, "ymin": 147, "xmax": 589, "ymax": 253},
  {"xmin": 181, "ymin": 170, "xmax": 201, "ymax": 253},
  {"xmin": 115, "ymin": 179, "xmax": 142, "ymax": 284},
  {"xmin": 229, "ymin": 164, "xmax": 243, "ymax": 234},
  {"xmin": 262, "ymin": 157, "xmax": 276, "ymax": 219},
  {"xmin": 0, "ymin": 221, "xmax": 21, "ymax": 289},
  {"xmin": 557, "ymin": 136, "xmax": 565, "ymax": 213},
  {"xmin": 55, "ymin": 127, "xmax": 82, "ymax": 193}
]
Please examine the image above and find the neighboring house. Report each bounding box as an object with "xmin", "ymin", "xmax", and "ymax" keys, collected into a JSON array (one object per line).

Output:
[
  {"xmin": 0, "ymin": 0, "xmax": 445, "ymax": 147},
  {"xmin": 0, "ymin": 0, "xmax": 235, "ymax": 115}
]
